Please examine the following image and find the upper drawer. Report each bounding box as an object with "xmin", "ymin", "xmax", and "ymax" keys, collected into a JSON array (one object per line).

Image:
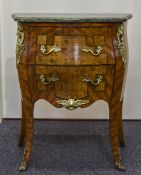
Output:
[{"xmin": 28, "ymin": 25, "xmax": 115, "ymax": 65}]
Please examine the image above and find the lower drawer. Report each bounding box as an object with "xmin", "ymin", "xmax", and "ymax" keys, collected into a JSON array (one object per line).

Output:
[{"xmin": 30, "ymin": 65, "xmax": 114, "ymax": 101}]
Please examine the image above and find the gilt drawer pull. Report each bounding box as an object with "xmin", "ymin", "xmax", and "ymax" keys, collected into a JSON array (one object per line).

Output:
[
  {"xmin": 56, "ymin": 99, "xmax": 89, "ymax": 110},
  {"xmin": 82, "ymin": 74, "xmax": 103, "ymax": 86},
  {"xmin": 81, "ymin": 46, "xmax": 102, "ymax": 56},
  {"xmin": 40, "ymin": 74, "xmax": 59, "ymax": 85},
  {"xmin": 40, "ymin": 45, "xmax": 62, "ymax": 55}
]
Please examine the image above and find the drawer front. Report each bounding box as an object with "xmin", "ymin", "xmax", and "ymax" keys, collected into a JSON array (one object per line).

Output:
[
  {"xmin": 29, "ymin": 65, "xmax": 115, "ymax": 105},
  {"xmin": 28, "ymin": 25, "xmax": 115, "ymax": 65}
]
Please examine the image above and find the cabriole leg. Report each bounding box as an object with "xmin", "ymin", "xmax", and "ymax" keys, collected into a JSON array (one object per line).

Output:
[
  {"xmin": 19, "ymin": 100, "xmax": 34, "ymax": 171},
  {"xmin": 118, "ymin": 101, "xmax": 125, "ymax": 147},
  {"xmin": 109, "ymin": 101, "xmax": 125, "ymax": 171},
  {"xmin": 18, "ymin": 100, "xmax": 25, "ymax": 146}
]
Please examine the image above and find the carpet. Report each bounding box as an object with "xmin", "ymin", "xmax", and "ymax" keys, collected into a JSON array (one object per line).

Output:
[{"xmin": 0, "ymin": 120, "xmax": 141, "ymax": 175}]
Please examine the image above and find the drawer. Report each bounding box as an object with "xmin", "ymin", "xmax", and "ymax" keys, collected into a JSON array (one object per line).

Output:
[
  {"xmin": 28, "ymin": 25, "xmax": 115, "ymax": 65},
  {"xmin": 32, "ymin": 65, "xmax": 114, "ymax": 101}
]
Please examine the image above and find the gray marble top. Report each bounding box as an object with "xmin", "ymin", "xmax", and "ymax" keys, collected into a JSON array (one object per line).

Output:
[{"xmin": 12, "ymin": 13, "xmax": 132, "ymax": 23}]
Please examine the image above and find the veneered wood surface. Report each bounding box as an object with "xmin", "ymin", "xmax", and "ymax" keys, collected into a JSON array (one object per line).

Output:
[
  {"xmin": 28, "ymin": 65, "xmax": 114, "ymax": 105},
  {"xmin": 29, "ymin": 25, "xmax": 115, "ymax": 65}
]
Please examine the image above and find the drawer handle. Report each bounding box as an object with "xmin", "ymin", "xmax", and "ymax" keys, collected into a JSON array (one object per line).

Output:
[
  {"xmin": 82, "ymin": 74, "xmax": 103, "ymax": 86},
  {"xmin": 81, "ymin": 46, "xmax": 102, "ymax": 56},
  {"xmin": 40, "ymin": 45, "xmax": 62, "ymax": 55},
  {"xmin": 40, "ymin": 74, "xmax": 59, "ymax": 85},
  {"xmin": 56, "ymin": 99, "xmax": 89, "ymax": 110}
]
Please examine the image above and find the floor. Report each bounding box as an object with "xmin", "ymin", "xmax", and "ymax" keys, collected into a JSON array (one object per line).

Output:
[{"xmin": 0, "ymin": 120, "xmax": 141, "ymax": 175}]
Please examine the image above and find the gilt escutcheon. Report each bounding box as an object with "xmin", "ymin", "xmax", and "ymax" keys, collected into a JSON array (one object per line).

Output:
[{"xmin": 56, "ymin": 99, "xmax": 89, "ymax": 110}]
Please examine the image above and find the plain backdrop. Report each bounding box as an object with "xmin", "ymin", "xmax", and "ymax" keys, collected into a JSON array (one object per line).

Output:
[
  {"xmin": 0, "ymin": 0, "xmax": 3, "ymax": 122},
  {"xmin": 0, "ymin": 0, "xmax": 141, "ymax": 119}
]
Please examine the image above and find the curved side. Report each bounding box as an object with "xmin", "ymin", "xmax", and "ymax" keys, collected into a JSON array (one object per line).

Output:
[{"xmin": 120, "ymin": 22, "xmax": 129, "ymax": 102}]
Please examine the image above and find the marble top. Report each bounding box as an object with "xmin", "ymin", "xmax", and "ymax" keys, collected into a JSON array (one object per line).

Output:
[{"xmin": 12, "ymin": 13, "xmax": 132, "ymax": 23}]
